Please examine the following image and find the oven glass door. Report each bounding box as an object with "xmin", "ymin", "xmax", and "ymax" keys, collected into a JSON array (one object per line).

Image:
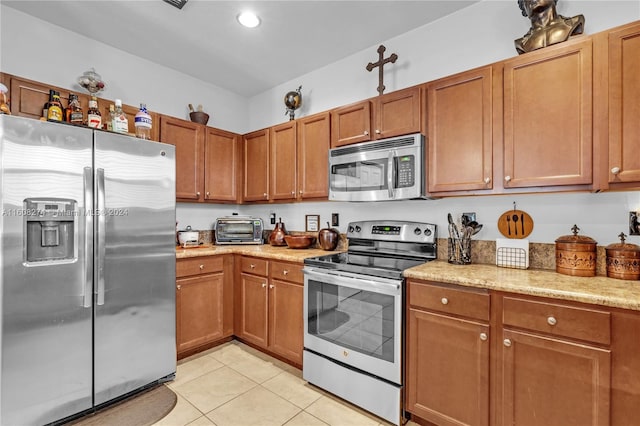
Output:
[{"xmin": 303, "ymin": 267, "xmax": 402, "ymax": 384}]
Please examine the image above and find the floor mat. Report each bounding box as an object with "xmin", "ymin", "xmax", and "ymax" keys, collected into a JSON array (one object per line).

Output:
[{"xmin": 67, "ymin": 385, "xmax": 177, "ymax": 426}]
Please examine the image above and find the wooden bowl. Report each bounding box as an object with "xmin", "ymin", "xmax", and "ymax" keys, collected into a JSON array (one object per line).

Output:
[
  {"xmin": 284, "ymin": 235, "xmax": 315, "ymax": 249},
  {"xmin": 189, "ymin": 111, "xmax": 209, "ymax": 125}
]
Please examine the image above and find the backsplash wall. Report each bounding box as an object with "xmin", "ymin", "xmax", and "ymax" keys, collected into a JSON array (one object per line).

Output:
[{"xmin": 177, "ymin": 190, "xmax": 640, "ymax": 247}]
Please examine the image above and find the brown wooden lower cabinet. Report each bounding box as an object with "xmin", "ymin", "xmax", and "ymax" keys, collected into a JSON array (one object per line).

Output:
[
  {"xmin": 235, "ymin": 256, "xmax": 303, "ymax": 365},
  {"xmin": 176, "ymin": 255, "xmax": 233, "ymax": 359},
  {"xmin": 499, "ymin": 328, "xmax": 610, "ymax": 426}
]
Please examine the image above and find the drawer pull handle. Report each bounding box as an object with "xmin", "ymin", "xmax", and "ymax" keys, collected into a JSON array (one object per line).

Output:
[
  {"xmin": 441, "ymin": 297, "xmax": 449, "ymax": 305},
  {"xmin": 250, "ymin": 264, "xmax": 256, "ymax": 269},
  {"xmin": 547, "ymin": 316, "xmax": 557, "ymax": 326},
  {"xmin": 503, "ymin": 339, "xmax": 512, "ymax": 347},
  {"xmin": 283, "ymin": 270, "xmax": 289, "ymax": 275},
  {"xmin": 199, "ymin": 264, "xmax": 204, "ymax": 270},
  {"xmin": 480, "ymin": 333, "xmax": 488, "ymax": 341}
]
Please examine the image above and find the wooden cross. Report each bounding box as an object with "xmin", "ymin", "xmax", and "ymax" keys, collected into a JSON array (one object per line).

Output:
[{"xmin": 366, "ymin": 45, "xmax": 398, "ymax": 95}]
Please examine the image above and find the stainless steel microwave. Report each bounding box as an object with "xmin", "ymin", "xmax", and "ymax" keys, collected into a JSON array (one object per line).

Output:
[{"xmin": 328, "ymin": 133, "xmax": 427, "ymax": 202}]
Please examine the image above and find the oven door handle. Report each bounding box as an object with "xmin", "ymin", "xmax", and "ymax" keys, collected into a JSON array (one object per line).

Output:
[{"xmin": 304, "ymin": 268, "xmax": 401, "ymax": 295}]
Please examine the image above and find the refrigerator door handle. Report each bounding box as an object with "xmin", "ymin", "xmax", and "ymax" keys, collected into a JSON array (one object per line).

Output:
[
  {"xmin": 96, "ymin": 168, "xmax": 106, "ymax": 306},
  {"xmin": 83, "ymin": 167, "xmax": 93, "ymax": 308}
]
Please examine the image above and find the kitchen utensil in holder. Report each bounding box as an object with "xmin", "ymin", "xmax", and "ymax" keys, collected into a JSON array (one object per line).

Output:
[{"xmin": 448, "ymin": 236, "xmax": 471, "ymax": 265}]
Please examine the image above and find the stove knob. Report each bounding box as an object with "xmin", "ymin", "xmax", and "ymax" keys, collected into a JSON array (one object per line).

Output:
[
  {"xmin": 414, "ymin": 227, "xmax": 421, "ymax": 235},
  {"xmin": 424, "ymin": 228, "xmax": 432, "ymax": 236},
  {"xmin": 355, "ymin": 226, "xmax": 361, "ymax": 232},
  {"xmin": 348, "ymin": 226, "xmax": 355, "ymax": 233}
]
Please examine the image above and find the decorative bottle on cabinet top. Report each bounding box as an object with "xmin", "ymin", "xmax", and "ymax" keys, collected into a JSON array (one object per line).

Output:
[
  {"xmin": 112, "ymin": 99, "xmax": 129, "ymax": 134},
  {"xmin": 87, "ymin": 96, "xmax": 102, "ymax": 129},
  {"xmin": 134, "ymin": 103, "xmax": 152, "ymax": 139}
]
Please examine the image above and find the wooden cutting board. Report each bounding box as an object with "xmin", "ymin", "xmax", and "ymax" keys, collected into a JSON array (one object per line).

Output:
[{"xmin": 498, "ymin": 209, "xmax": 533, "ymax": 239}]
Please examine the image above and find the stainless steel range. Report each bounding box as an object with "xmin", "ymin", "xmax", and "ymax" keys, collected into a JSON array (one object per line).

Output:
[{"xmin": 302, "ymin": 220, "xmax": 437, "ymax": 425}]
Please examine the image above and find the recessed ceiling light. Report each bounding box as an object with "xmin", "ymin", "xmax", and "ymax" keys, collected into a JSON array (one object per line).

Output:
[{"xmin": 237, "ymin": 11, "xmax": 260, "ymax": 28}]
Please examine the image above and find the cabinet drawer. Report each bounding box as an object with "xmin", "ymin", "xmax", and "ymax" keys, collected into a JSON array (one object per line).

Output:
[
  {"xmin": 240, "ymin": 256, "xmax": 269, "ymax": 276},
  {"xmin": 177, "ymin": 256, "xmax": 224, "ymax": 278},
  {"xmin": 270, "ymin": 261, "xmax": 303, "ymax": 284},
  {"xmin": 409, "ymin": 281, "xmax": 490, "ymax": 321},
  {"xmin": 502, "ymin": 297, "xmax": 611, "ymax": 345}
]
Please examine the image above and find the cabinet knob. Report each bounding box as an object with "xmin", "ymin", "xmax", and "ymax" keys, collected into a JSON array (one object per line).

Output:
[
  {"xmin": 291, "ymin": 191, "xmax": 295, "ymax": 196},
  {"xmin": 441, "ymin": 297, "xmax": 449, "ymax": 305},
  {"xmin": 504, "ymin": 175, "xmax": 512, "ymax": 183},
  {"xmin": 283, "ymin": 270, "xmax": 289, "ymax": 275},
  {"xmin": 547, "ymin": 316, "xmax": 557, "ymax": 326},
  {"xmin": 480, "ymin": 333, "xmax": 488, "ymax": 341},
  {"xmin": 484, "ymin": 177, "xmax": 491, "ymax": 184},
  {"xmin": 263, "ymin": 193, "xmax": 268, "ymax": 198},
  {"xmin": 196, "ymin": 191, "xmax": 201, "ymax": 196},
  {"xmin": 611, "ymin": 167, "xmax": 621, "ymax": 175},
  {"xmin": 250, "ymin": 264, "xmax": 256, "ymax": 269},
  {"xmin": 269, "ymin": 284, "xmax": 274, "ymax": 289},
  {"xmin": 363, "ymin": 130, "xmax": 369, "ymax": 136},
  {"xmin": 299, "ymin": 190, "xmax": 303, "ymax": 194},
  {"xmin": 262, "ymin": 283, "xmax": 267, "ymax": 288},
  {"xmin": 177, "ymin": 285, "xmax": 181, "ymax": 290},
  {"xmin": 199, "ymin": 264, "xmax": 204, "ymax": 270},
  {"xmin": 206, "ymin": 191, "xmax": 210, "ymax": 196},
  {"xmin": 375, "ymin": 129, "xmax": 381, "ymax": 134},
  {"xmin": 503, "ymin": 339, "xmax": 512, "ymax": 347}
]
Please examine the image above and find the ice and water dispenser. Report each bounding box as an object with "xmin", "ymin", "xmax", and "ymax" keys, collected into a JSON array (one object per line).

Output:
[{"xmin": 24, "ymin": 198, "xmax": 77, "ymax": 262}]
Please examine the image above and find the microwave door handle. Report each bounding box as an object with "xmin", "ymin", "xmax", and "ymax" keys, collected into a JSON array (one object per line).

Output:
[{"xmin": 387, "ymin": 150, "xmax": 396, "ymax": 199}]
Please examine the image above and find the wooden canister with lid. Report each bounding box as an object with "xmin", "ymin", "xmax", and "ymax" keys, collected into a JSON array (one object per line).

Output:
[
  {"xmin": 555, "ymin": 225, "xmax": 597, "ymax": 277},
  {"xmin": 605, "ymin": 233, "xmax": 640, "ymax": 280}
]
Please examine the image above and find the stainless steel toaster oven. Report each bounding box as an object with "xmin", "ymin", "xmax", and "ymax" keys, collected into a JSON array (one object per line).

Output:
[{"xmin": 214, "ymin": 216, "xmax": 263, "ymax": 245}]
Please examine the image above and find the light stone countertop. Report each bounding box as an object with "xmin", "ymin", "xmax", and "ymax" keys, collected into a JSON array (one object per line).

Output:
[
  {"xmin": 404, "ymin": 261, "xmax": 640, "ymax": 311},
  {"xmin": 176, "ymin": 244, "xmax": 339, "ymax": 263},
  {"xmin": 177, "ymin": 245, "xmax": 640, "ymax": 311}
]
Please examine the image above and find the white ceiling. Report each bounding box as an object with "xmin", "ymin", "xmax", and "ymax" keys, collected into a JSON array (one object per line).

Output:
[{"xmin": 4, "ymin": 0, "xmax": 479, "ymax": 97}]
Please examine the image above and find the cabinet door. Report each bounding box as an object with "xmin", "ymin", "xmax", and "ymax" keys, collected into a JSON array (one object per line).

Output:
[
  {"xmin": 270, "ymin": 121, "xmax": 297, "ymax": 201},
  {"xmin": 503, "ymin": 39, "xmax": 593, "ymax": 188},
  {"xmin": 268, "ymin": 279, "xmax": 303, "ymax": 365},
  {"xmin": 428, "ymin": 67, "xmax": 494, "ymax": 193},
  {"xmin": 237, "ymin": 273, "xmax": 269, "ymax": 347},
  {"xmin": 608, "ymin": 23, "xmax": 640, "ymax": 184},
  {"xmin": 373, "ymin": 86, "xmax": 421, "ymax": 140},
  {"xmin": 176, "ymin": 273, "xmax": 224, "ymax": 355},
  {"xmin": 297, "ymin": 112, "xmax": 330, "ymax": 200},
  {"xmin": 204, "ymin": 127, "xmax": 240, "ymax": 202},
  {"xmin": 243, "ymin": 129, "xmax": 270, "ymax": 202},
  {"xmin": 406, "ymin": 309, "xmax": 489, "ymax": 426},
  {"xmin": 10, "ymin": 77, "xmax": 74, "ymax": 120},
  {"xmin": 500, "ymin": 329, "xmax": 610, "ymax": 426},
  {"xmin": 159, "ymin": 115, "xmax": 204, "ymax": 201},
  {"xmin": 330, "ymin": 101, "xmax": 372, "ymax": 147}
]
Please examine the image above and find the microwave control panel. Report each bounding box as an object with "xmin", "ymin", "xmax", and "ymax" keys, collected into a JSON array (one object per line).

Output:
[{"xmin": 396, "ymin": 155, "xmax": 415, "ymax": 188}]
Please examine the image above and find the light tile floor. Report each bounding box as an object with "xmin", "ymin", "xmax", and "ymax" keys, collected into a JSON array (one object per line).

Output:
[{"xmin": 154, "ymin": 341, "xmax": 418, "ymax": 426}]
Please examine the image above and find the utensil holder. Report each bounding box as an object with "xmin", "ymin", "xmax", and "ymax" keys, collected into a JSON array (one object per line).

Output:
[{"xmin": 448, "ymin": 237, "xmax": 471, "ymax": 265}]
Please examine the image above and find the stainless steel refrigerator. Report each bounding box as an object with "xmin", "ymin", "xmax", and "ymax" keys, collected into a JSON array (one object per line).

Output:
[{"xmin": 0, "ymin": 115, "xmax": 177, "ymax": 425}]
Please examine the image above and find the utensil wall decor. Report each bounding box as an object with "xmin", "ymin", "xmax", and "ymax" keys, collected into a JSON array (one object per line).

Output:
[{"xmin": 498, "ymin": 204, "xmax": 533, "ymax": 239}]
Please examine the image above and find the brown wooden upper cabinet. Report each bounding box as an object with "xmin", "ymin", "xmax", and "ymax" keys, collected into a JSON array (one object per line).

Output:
[
  {"xmin": 270, "ymin": 121, "xmax": 298, "ymax": 201},
  {"xmin": 427, "ymin": 66, "xmax": 495, "ymax": 194},
  {"xmin": 330, "ymin": 86, "xmax": 421, "ymax": 148},
  {"xmin": 296, "ymin": 112, "xmax": 330, "ymax": 200},
  {"xmin": 159, "ymin": 115, "xmax": 205, "ymax": 201},
  {"xmin": 502, "ymin": 38, "xmax": 593, "ymax": 189},
  {"xmin": 606, "ymin": 21, "xmax": 640, "ymax": 188},
  {"xmin": 243, "ymin": 128, "xmax": 270, "ymax": 202},
  {"xmin": 204, "ymin": 127, "xmax": 241, "ymax": 202}
]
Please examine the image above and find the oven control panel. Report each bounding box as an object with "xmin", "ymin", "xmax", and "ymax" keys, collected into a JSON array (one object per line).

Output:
[{"xmin": 347, "ymin": 220, "xmax": 437, "ymax": 244}]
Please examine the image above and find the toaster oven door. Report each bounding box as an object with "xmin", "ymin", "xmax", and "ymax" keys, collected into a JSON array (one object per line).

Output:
[{"xmin": 215, "ymin": 220, "xmax": 262, "ymax": 244}]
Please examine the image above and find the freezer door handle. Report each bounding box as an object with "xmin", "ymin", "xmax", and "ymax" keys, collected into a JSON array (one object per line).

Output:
[
  {"xmin": 96, "ymin": 168, "xmax": 106, "ymax": 306},
  {"xmin": 83, "ymin": 167, "xmax": 93, "ymax": 308}
]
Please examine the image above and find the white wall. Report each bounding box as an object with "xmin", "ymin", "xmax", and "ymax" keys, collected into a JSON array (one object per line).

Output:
[
  {"xmin": 3, "ymin": 1, "xmax": 640, "ymax": 246},
  {"xmin": 0, "ymin": 5, "xmax": 248, "ymax": 133}
]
